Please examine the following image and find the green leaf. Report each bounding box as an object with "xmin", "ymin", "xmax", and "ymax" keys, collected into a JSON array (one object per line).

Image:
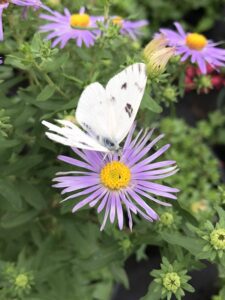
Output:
[
  {"xmin": 37, "ymin": 85, "xmax": 56, "ymax": 101},
  {"xmin": 161, "ymin": 232, "xmax": 205, "ymax": 256},
  {"xmin": 41, "ymin": 53, "xmax": 69, "ymax": 72},
  {"xmin": 141, "ymin": 93, "xmax": 162, "ymax": 113},
  {"xmin": 141, "ymin": 281, "xmax": 161, "ymax": 300},
  {"xmin": 110, "ymin": 263, "xmax": 129, "ymax": 288},
  {"xmin": 1, "ymin": 209, "xmax": 38, "ymax": 228},
  {"xmin": 0, "ymin": 179, "xmax": 23, "ymax": 210},
  {"xmin": 18, "ymin": 181, "xmax": 47, "ymax": 211}
]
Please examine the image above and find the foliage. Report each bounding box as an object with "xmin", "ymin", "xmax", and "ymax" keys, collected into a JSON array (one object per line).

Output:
[{"xmin": 0, "ymin": 1, "xmax": 225, "ymax": 299}]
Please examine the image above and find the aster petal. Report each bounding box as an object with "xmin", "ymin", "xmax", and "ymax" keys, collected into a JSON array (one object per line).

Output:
[
  {"xmin": 97, "ymin": 192, "xmax": 110, "ymax": 213},
  {"xmin": 61, "ymin": 185, "xmax": 101, "ymax": 203},
  {"xmin": 174, "ymin": 22, "xmax": 186, "ymax": 38},
  {"xmin": 127, "ymin": 189, "xmax": 158, "ymax": 220},
  {"xmin": 131, "ymin": 160, "xmax": 176, "ymax": 172},
  {"xmin": 110, "ymin": 193, "xmax": 116, "ymax": 223},
  {"xmin": 128, "ymin": 134, "xmax": 165, "ymax": 167},
  {"xmin": 72, "ymin": 187, "xmax": 105, "ymax": 213},
  {"xmin": 100, "ymin": 197, "xmax": 111, "ymax": 231},
  {"xmin": 58, "ymin": 155, "xmax": 96, "ymax": 171},
  {"xmin": 116, "ymin": 193, "xmax": 124, "ymax": 230},
  {"xmin": 134, "ymin": 187, "xmax": 171, "ymax": 207}
]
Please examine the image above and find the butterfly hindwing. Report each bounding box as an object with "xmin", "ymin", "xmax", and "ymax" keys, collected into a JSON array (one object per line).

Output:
[{"xmin": 42, "ymin": 120, "xmax": 109, "ymax": 152}]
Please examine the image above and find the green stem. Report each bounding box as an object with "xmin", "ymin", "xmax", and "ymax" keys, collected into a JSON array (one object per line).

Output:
[{"xmin": 34, "ymin": 62, "xmax": 68, "ymax": 99}]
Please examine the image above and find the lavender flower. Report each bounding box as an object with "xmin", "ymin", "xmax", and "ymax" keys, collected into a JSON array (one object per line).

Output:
[
  {"xmin": 111, "ymin": 16, "xmax": 148, "ymax": 39},
  {"xmin": 52, "ymin": 124, "xmax": 179, "ymax": 231},
  {"xmin": 0, "ymin": 0, "xmax": 46, "ymax": 41},
  {"xmin": 39, "ymin": 7, "xmax": 101, "ymax": 48},
  {"xmin": 159, "ymin": 22, "xmax": 225, "ymax": 74}
]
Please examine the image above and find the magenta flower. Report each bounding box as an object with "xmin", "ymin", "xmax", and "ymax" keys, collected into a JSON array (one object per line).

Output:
[
  {"xmin": 52, "ymin": 124, "xmax": 179, "ymax": 231},
  {"xmin": 111, "ymin": 16, "xmax": 148, "ymax": 39},
  {"xmin": 0, "ymin": 0, "xmax": 46, "ymax": 40},
  {"xmin": 159, "ymin": 22, "xmax": 225, "ymax": 74},
  {"xmin": 39, "ymin": 7, "xmax": 102, "ymax": 48}
]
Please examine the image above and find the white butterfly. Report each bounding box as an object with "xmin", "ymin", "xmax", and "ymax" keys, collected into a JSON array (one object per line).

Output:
[{"xmin": 42, "ymin": 63, "xmax": 147, "ymax": 153}]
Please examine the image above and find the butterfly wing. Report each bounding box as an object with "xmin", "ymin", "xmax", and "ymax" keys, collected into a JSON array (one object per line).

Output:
[
  {"xmin": 76, "ymin": 82, "xmax": 116, "ymax": 149},
  {"xmin": 76, "ymin": 63, "xmax": 147, "ymax": 149},
  {"xmin": 105, "ymin": 62, "xmax": 147, "ymax": 143},
  {"xmin": 42, "ymin": 119, "xmax": 109, "ymax": 152}
]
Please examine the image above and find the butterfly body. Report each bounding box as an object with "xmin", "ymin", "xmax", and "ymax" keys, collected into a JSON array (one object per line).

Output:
[{"xmin": 42, "ymin": 63, "xmax": 147, "ymax": 152}]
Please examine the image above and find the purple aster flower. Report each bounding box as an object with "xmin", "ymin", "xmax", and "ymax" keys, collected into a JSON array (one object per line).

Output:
[
  {"xmin": 159, "ymin": 22, "xmax": 225, "ymax": 74},
  {"xmin": 0, "ymin": 0, "xmax": 47, "ymax": 41},
  {"xmin": 0, "ymin": 56, "xmax": 3, "ymax": 64},
  {"xmin": 111, "ymin": 16, "xmax": 148, "ymax": 39},
  {"xmin": 39, "ymin": 7, "xmax": 102, "ymax": 48},
  {"xmin": 52, "ymin": 124, "xmax": 179, "ymax": 231}
]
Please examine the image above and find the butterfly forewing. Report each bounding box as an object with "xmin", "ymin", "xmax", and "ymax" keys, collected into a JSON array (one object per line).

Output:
[
  {"xmin": 76, "ymin": 63, "xmax": 147, "ymax": 150},
  {"xmin": 105, "ymin": 63, "xmax": 147, "ymax": 143}
]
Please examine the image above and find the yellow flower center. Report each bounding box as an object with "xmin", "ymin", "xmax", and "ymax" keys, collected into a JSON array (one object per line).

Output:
[
  {"xmin": 112, "ymin": 16, "xmax": 123, "ymax": 26},
  {"xmin": 0, "ymin": 0, "xmax": 9, "ymax": 4},
  {"xmin": 186, "ymin": 33, "xmax": 207, "ymax": 51},
  {"xmin": 70, "ymin": 13, "xmax": 90, "ymax": 27},
  {"xmin": 100, "ymin": 161, "xmax": 131, "ymax": 190}
]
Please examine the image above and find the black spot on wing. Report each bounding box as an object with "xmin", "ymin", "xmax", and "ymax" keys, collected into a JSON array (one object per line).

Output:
[
  {"xmin": 110, "ymin": 95, "xmax": 116, "ymax": 102},
  {"xmin": 82, "ymin": 122, "xmax": 92, "ymax": 131},
  {"xmin": 125, "ymin": 103, "xmax": 133, "ymax": 118},
  {"xmin": 79, "ymin": 141, "xmax": 89, "ymax": 146},
  {"xmin": 135, "ymin": 82, "xmax": 143, "ymax": 93},
  {"xmin": 121, "ymin": 82, "xmax": 127, "ymax": 90},
  {"xmin": 138, "ymin": 63, "xmax": 142, "ymax": 73}
]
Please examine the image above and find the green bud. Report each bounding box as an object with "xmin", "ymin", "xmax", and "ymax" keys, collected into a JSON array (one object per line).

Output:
[
  {"xmin": 15, "ymin": 274, "xmax": 29, "ymax": 289},
  {"xmin": 210, "ymin": 228, "xmax": 225, "ymax": 250},
  {"xmin": 199, "ymin": 75, "xmax": 212, "ymax": 89},
  {"xmin": 163, "ymin": 272, "xmax": 181, "ymax": 293},
  {"xmin": 160, "ymin": 212, "xmax": 174, "ymax": 226},
  {"xmin": 162, "ymin": 86, "xmax": 177, "ymax": 102}
]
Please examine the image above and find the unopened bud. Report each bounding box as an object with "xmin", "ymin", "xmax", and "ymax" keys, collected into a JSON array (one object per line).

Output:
[{"xmin": 143, "ymin": 35, "xmax": 174, "ymax": 78}]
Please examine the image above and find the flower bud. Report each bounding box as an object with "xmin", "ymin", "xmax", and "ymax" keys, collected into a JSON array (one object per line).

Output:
[
  {"xmin": 210, "ymin": 228, "xmax": 225, "ymax": 250},
  {"xmin": 143, "ymin": 35, "xmax": 175, "ymax": 78},
  {"xmin": 163, "ymin": 272, "xmax": 181, "ymax": 293}
]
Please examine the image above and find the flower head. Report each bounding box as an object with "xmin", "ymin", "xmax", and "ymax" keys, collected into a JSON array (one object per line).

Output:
[
  {"xmin": 0, "ymin": 0, "xmax": 45, "ymax": 40},
  {"xmin": 52, "ymin": 123, "xmax": 179, "ymax": 231},
  {"xmin": 159, "ymin": 22, "xmax": 225, "ymax": 74},
  {"xmin": 111, "ymin": 16, "xmax": 148, "ymax": 39},
  {"xmin": 39, "ymin": 7, "xmax": 101, "ymax": 48}
]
